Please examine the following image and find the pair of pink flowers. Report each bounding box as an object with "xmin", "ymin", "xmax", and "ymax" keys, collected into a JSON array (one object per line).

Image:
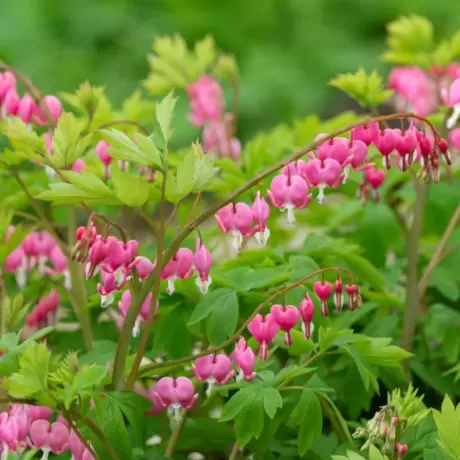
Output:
[
  {"xmin": 0, "ymin": 71, "xmax": 62, "ymax": 125},
  {"xmin": 215, "ymin": 192, "xmax": 270, "ymax": 252},
  {"xmin": 193, "ymin": 339, "xmax": 257, "ymax": 395},
  {"xmin": 160, "ymin": 239, "xmax": 213, "ymax": 295},
  {"xmin": 187, "ymin": 75, "xmax": 241, "ymax": 162}
]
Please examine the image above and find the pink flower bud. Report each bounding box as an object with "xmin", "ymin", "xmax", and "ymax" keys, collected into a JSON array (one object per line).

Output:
[
  {"xmin": 33, "ymin": 95, "xmax": 63, "ymax": 125},
  {"xmin": 72, "ymin": 159, "xmax": 86, "ymax": 173},
  {"xmin": 267, "ymin": 174, "xmax": 311, "ymax": 224},
  {"xmin": 251, "ymin": 191, "xmax": 270, "ymax": 246},
  {"xmin": 96, "ymin": 141, "xmax": 113, "ymax": 166},
  {"xmin": 416, "ymin": 132, "xmax": 434, "ymax": 167},
  {"xmin": 437, "ymin": 138, "xmax": 452, "ymax": 165},
  {"xmin": 299, "ymin": 294, "xmax": 315, "ymax": 339},
  {"xmin": 365, "ymin": 168, "xmax": 386, "ymax": 201},
  {"xmin": 302, "ymin": 158, "xmax": 341, "ymax": 204},
  {"xmin": 3, "ymin": 89, "xmax": 20, "ymax": 116},
  {"xmin": 345, "ymin": 284, "xmax": 358, "ymax": 311},
  {"xmin": 248, "ymin": 313, "xmax": 280, "ymax": 360},
  {"xmin": 231, "ymin": 338, "xmax": 256, "ymax": 381},
  {"xmin": 351, "ymin": 123, "xmax": 379, "ymax": 146},
  {"xmin": 194, "ymin": 239, "xmax": 212, "ymax": 294},
  {"xmin": 335, "ymin": 277, "xmax": 343, "ymax": 311},
  {"xmin": 394, "ymin": 128, "xmax": 418, "ymax": 171},
  {"xmin": 85, "ymin": 236, "xmax": 108, "ymax": 279},
  {"xmin": 270, "ymin": 305, "xmax": 299, "ymax": 345},
  {"xmin": 215, "ymin": 203, "xmax": 254, "ymax": 252},
  {"xmin": 313, "ymin": 281, "xmax": 332, "ymax": 317},
  {"xmin": 0, "ymin": 72, "xmax": 16, "ymax": 103},
  {"xmin": 18, "ymin": 93, "xmax": 37, "ymax": 123}
]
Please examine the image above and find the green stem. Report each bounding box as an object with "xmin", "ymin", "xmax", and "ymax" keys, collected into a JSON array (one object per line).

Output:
[
  {"xmin": 165, "ymin": 410, "xmax": 187, "ymax": 457},
  {"xmin": 401, "ymin": 182, "xmax": 427, "ymax": 357},
  {"xmin": 112, "ymin": 111, "xmax": 440, "ymax": 386},
  {"xmin": 67, "ymin": 207, "xmax": 93, "ymax": 351},
  {"xmin": 82, "ymin": 415, "xmax": 119, "ymax": 460},
  {"xmin": 229, "ymin": 442, "xmax": 240, "ymax": 460}
]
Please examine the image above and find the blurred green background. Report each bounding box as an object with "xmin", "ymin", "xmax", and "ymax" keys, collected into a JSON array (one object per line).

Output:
[{"xmin": 1, "ymin": 0, "xmax": 459, "ymax": 141}]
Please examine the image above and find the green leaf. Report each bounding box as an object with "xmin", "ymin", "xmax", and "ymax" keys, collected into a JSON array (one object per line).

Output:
[
  {"xmin": 37, "ymin": 172, "xmax": 119, "ymax": 206},
  {"xmin": 5, "ymin": 341, "xmax": 50, "ymax": 398},
  {"xmin": 176, "ymin": 151, "xmax": 195, "ymax": 197},
  {"xmin": 107, "ymin": 391, "xmax": 152, "ymax": 446},
  {"xmin": 154, "ymin": 307, "xmax": 191, "ymax": 359},
  {"xmin": 79, "ymin": 340, "xmax": 117, "ymax": 366},
  {"xmin": 97, "ymin": 398, "xmax": 132, "ymax": 460},
  {"xmin": 73, "ymin": 365, "xmax": 107, "ymax": 392},
  {"xmin": 234, "ymin": 393, "xmax": 265, "ymax": 446},
  {"xmin": 52, "ymin": 113, "xmax": 92, "ymax": 167},
  {"xmin": 296, "ymin": 389, "xmax": 322, "ymax": 455},
  {"xmin": 156, "ymin": 91, "xmax": 177, "ymax": 143},
  {"xmin": 99, "ymin": 129, "xmax": 162, "ymax": 168},
  {"xmin": 191, "ymin": 142, "xmax": 220, "ymax": 191},
  {"xmin": 382, "ymin": 15, "xmax": 434, "ymax": 67},
  {"xmin": 220, "ymin": 386, "xmax": 261, "ymax": 422},
  {"xmin": 144, "ymin": 35, "xmax": 216, "ymax": 94},
  {"xmin": 111, "ymin": 167, "xmax": 150, "ymax": 207},
  {"xmin": 206, "ymin": 292, "xmax": 239, "ymax": 345},
  {"xmin": 433, "ymin": 395, "xmax": 460, "ymax": 459},
  {"xmin": 3, "ymin": 118, "xmax": 46, "ymax": 163},
  {"xmin": 188, "ymin": 288, "xmax": 237, "ymax": 325},
  {"xmin": 262, "ymin": 388, "xmax": 283, "ymax": 419},
  {"xmin": 330, "ymin": 68, "xmax": 392, "ymax": 108}
]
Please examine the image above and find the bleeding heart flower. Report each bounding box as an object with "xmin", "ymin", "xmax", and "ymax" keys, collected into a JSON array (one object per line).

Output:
[
  {"xmin": 270, "ymin": 304, "xmax": 300, "ymax": 345},
  {"xmin": 215, "ymin": 202, "xmax": 254, "ymax": 252},
  {"xmin": 303, "ymin": 158, "xmax": 341, "ymax": 203},
  {"xmin": 313, "ymin": 281, "xmax": 333, "ymax": 317},
  {"xmin": 193, "ymin": 353, "xmax": 234, "ymax": 396},
  {"xmin": 247, "ymin": 313, "xmax": 280, "ymax": 360},
  {"xmin": 299, "ymin": 294, "xmax": 315, "ymax": 339},
  {"xmin": 231, "ymin": 338, "xmax": 257, "ymax": 381},
  {"xmin": 267, "ymin": 174, "xmax": 311, "ymax": 224}
]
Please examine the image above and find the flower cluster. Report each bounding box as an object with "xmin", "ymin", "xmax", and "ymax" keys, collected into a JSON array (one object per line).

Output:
[
  {"xmin": 214, "ymin": 120, "xmax": 452, "ymax": 235},
  {"xmin": 3, "ymin": 229, "xmax": 69, "ymax": 291},
  {"xmin": 248, "ymin": 278, "xmax": 361, "ymax": 359},
  {"xmin": 353, "ymin": 411, "xmax": 408, "ymax": 459},
  {"xmin": 187, "ymin": 75, "xmax": 241, "ymax": 161},
  {"xmin": 0, "ymin": 405, "xmax": 93, "ymax": 460},
  {"xmin": 0, "ymin": 72, "xmax": 62, "ymax": 125}
]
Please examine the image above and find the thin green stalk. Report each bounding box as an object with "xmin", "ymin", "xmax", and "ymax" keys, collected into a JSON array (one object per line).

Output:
[
  {"xmin": 401, "ymin": 182, "xmax": 427, "ymax": 356},
  {"xmin": 67, "ymin": 207, "xmax": 93, "ymax": 351},
  {"xmin": 112, "ymin": 111, "xmax": 441, "ymax": 387},
  {"xmin": 165, "ymin": 410, "xmax": 188, "ymax": 457},
  {"xmin": 229, "ymin": 442, "xmax": 240, "ymax": 460}
]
